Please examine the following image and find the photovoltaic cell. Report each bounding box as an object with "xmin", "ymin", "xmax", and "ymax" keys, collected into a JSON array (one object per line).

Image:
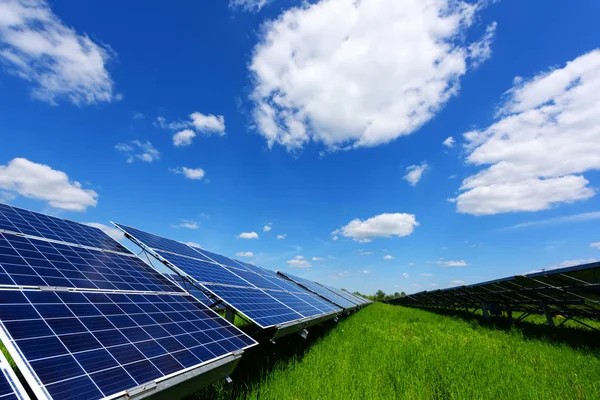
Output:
[
  {"xmin": 278, "ymin": 272, "xmax": 358, "ymax": 310},
  {"xmin": 0, "ymin": 352, "xmax": 27, "ymax": 400},
  {"xmin": 0, "ymin": 233, "xmax": 183, "ymax": 293},
  {"xmin": 0, "ymin": 289, "xmax": 256, "ymax": 400},
  {"xmin": 0, "ymin": 204, "xmax": 128, "ymax": 254}
]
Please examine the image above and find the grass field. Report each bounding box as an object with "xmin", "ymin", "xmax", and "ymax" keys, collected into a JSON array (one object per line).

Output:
[{"xmin": 195, "ymin": 303, "xmax": 600, "ymax": 400}]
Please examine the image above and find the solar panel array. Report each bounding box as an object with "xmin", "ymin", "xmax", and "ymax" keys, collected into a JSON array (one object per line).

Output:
[
  {"xmin": 277, "ymin": 271, "xmax": 361, "ymax": 310},
  {"xmin": 113, "ymin": 223, "xmax": 344, "ymax": 329},
  {"xmin": 388, "ymin": 261, "xmax": 600, "ymax": 327},
  {"xmin": 0, "ymin": 351, "xmax": 28, "ymax": 400},
  {"xmin": 0, "ymin": 204, "xmax": 257, "ymax": 400}
]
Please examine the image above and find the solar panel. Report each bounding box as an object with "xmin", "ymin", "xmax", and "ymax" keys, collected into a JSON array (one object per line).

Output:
[
  {"xmin": 0, "ymin": 204, "xmax": 128, "ymax": 254},
  {"xmin": 0, "ymin": 289, "xmax": 255, "ymax": 400},
  {"xmin": 166, "ymin": 274, "xmax": 212, "ymax": 306},
  {"xmin": 0, "ymin": 351, "xmax": 28, "ymax": 400},
  {"xmin": 389, "ymin": 261, "xmax": 600, "ymax": 328},
  {"xmin": 277, "ymin": 272, "xmax": 358, "ymax": 310},
  {"xmin": 0, "ymin": 203, "xmax": 257, "ymax": 399},
  {"xmin": 113, "ymin": 223, "xmax": 342, "ymax": 329}
]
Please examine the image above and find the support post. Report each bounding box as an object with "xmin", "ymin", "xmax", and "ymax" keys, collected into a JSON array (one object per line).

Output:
[
  {"xmin": 507, "ymin": 309, "xmax": 513, "ymax": 324},
  {"xmin": 542, "ymin": 304, "xmax": 555, "ymax": 327},
  {"xmin": 481, "ymin": 302, "xmax": 490, "ymax": 320}
]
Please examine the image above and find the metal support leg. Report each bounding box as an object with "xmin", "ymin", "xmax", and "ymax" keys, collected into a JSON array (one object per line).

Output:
[
  {"xmin": 507, "ymin": 310, "xmax": 513, "ymax": 324},
  {"xmin": 542, "ymin": 305, "xmax": 555, "ymax": 327},
  {"xmin": 481, "ymin": 302, "xmax": 490, "ymax": 320}
]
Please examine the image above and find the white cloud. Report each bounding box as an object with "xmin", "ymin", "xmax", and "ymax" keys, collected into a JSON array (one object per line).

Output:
[
  {"xmin": 506, "ymin": 211, "xmax": 600, "ymax": 230},
  {"xmin": 408, "ymin": 262, "xmax": 415, "ymax": 266},
  {"xmin": 186, "ymin": 242, "xmax": 202, "ymax": 249},
  {"xmin": 249, "ymin": 0, "xmax": 488, "ymax": 151},
  {"xmin": 263, "ymin": 224, "xmax": 272, "ymax": 232},
  {"xmin": 173, "ymin": 129, "xmax": 196, "ymax": 147},
  {"xmin": 430, "ymin": 283, "xmax": 438, "ymax": 287},
  {"xmin": 442, "ymin": 260, "xmax": 468, "ymax": 267},
  {"xmin": 235, "ymin": 251, "xmax": 255, "ymax": 258},
  {"xmin": 591, "ymin": 242, "xmax": 600, "ymax": 249},
  {"xmin": 133, "ymin": 112, "xmax": 145, "ymax": 120},
  {"xmin": 312, "ymin": 256, "xmax": 324, "ymax": 261},
  {"xmin": 455, "ymin": 50, "xmax": 600, "ymax": 215},
  {"xmin": 157, "ymin": 112, "xmax": 226, "ymax": 147},
  {"xmin": 238, "ymin": 232, "xmax": 259, "ymax": 239},
  {"xmin": 0, "ymin": 158, "xmax": 97, "ymax": 211},
  {"xmin": 170, "ymin": 167, "xmax": 206, "ymax": 180},
  {"xmin": 362, "ymin": 270, "xmax": 371, "ymax": 274},
  {"xmin": 401, "ymin": 272, "xmax": 410, "ymax": 278},
  {"xmin": 229, "ymin": 0, "xmax": 268, "ymax": 12},
  {"xmin": 467, "ymin": 22, "xmax": 497, "ymax": 69},
  {"xmin": 442, "ymin": 136, "xmax": 455, "ymax": 148},
  {"xmin": 383, "ymin": 255, "xmax": 394, "ymax": 260},
  {"xmin": 172, "ymin": 220, "xmax": 199, "ymax": 229},
  {"xmin": 115, "ymin": 140, "xmax": 160, "ymax": 163},
  {"xmin": 450, "ymin": 280, "xmax": 465, "ymax": 286},
  {"xmin": 332, "ymin": 213, "xmax": 419, "ymax": 242},
  {"xmin": 277, "ymin": 234, "xmax": 286, "ymax": 240},
  {"xmin": 332, "ymin": 235, "xmax": 338, "ymax": 241},
  {"xmin": 420, "ymin": 273, "xmax": 433, "ymax": 277},
  {"xmin": 189, "ymin": 112, "xmax": 226, "ymax": 135},
  {"xmin": 287, "ymin": 255, "xmax": 311, "ymax": 269},
  {"xmin": 0, "ymin": 0, "xmax": 116, "ymax": 105},
  {"xmin": 84, "ymin": 223, "xmax": 124, "ymax": 241},
  {"xmin": 404, "ymin": 163, "xmax": 429, "ymax": 186},
  {"xmin": 359, "ymin": 251, "xmax": 373, "ymax": 256}
]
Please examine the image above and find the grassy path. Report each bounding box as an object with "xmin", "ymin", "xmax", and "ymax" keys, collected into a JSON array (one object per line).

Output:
[{"xmin": 201, "ymin": 303, "xmax": 600, "ymax": 399}]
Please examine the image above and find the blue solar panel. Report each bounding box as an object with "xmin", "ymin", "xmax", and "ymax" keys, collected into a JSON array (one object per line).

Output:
[
  {"xmin": 318, "ymin": 283, "xmax": 364, "ymax": 306},
  {"xmin": 278, "ymin": 272, "xmax": 358, "ymax": 309},
  {"xmin": 0, "ymin": 204, "xmax": 128, "ymax": 254},
  {"xmin": 0, "ymin": 353, "xmax": 27, "ymax": 400},
  {"xmin": 0, "ymin": 289, "xmax": 256, "ymax": 400},
  {"xmin": 167, "ymin": 274, "xmax": 212, "ymax": 306},
  {"xmin": 113, "ymin": 223, "xmax": 211, "ymax": 260},
  {"xmin": 0, "ymin": 232, "xmax": 182, "ymax": 293}
]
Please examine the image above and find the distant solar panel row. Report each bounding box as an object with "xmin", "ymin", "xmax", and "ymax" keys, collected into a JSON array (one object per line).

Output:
[
  {"xmin": 388, "ymin": 261, "xmax": 600, "ymax": 325},
  {"xmin": 0, "ymin": 352, "xmax": 27, "ymax": 400},
  {"xmin": 113, "ymin": 223, "xmax": 343, "ymax": 328},
  {"xmin": 0, "ymin": 204, "xmax": 257, "ymax": 400},
  {"xmin": 277, "ymin": 272, "xmax": 359, "ymax": 310}
]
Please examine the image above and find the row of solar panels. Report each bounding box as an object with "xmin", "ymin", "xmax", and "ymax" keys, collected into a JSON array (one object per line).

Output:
[
  {"xmin": 387, "ymin": 261, "xmax": 600, "ymax": 327},
  {"xmin": 0, "ymin": 203, "xmax": 370, "ymax": 400}
]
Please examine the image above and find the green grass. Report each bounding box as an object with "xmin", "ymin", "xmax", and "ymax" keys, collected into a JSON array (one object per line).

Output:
[{"xmin": 195, "ymin": 303, "xmax": 600, "ymax": 400}]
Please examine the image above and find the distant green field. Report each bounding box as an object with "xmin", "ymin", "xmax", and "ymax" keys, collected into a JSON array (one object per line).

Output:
[{"xmin": 196, "ymin": 303, "xmax": 600, "ymax": 400}]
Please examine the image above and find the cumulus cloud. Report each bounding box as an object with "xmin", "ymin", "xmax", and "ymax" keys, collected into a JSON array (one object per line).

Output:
[
  {"xmin": 404, "ymin": 163, "xmax": 429, "ymax": 186},
  {"xmin": 238, "ymin": 232, "xmax": 259, "ymax": 239},
  {"xmin": 287, "ymin": 255, "xmax": 311, "ymax": 269},
  {"xmin": 450, "ymin": 280, "xmax": 465, "ymax": 286},
  {"xmin": 455, "ymin": 50, "xmax": 600, "ymax": 215},
  {"xmin": 467, "ymin": 22, "xmax": 497, "ymax": 69},
  {"xmin": 235, "ymin": 251, "xmax": 255, "ymax": 257},
  {"xmin": 312, "ymin": 256, "xmax": 324, "ymax": 261},
  {"xmin": 401, "ymin": 273, "xmax": 410, "ymax": 278},
  {"xmin": 383, "ymin": 255, "xmax": 394, "ymax": 260},
  {"xmin": 156, "ymin": 112, "xmax": 226, "ymax": 146},
  {"xmin": 332, "ymin": 213, "xmax": 419, "ymax": 242},
  {"xmin": 263, "ymin": 223, "xmax": 272, "ymax": 232},
  {"xmin": 0, "ymin": 158, "xmax": 97, "ymax": 211},
  {"xmin": 173, "ymin": 129, "xmax": 196, "ymax": 147},
  {"xmin": 169, "ymin": 167, "xmax": 206, "ymax": 180},
  {"xmin": 84, "ymin": 223, "xmax": 124, "ymax": 241},
  {"xmin": 359, "ymin": 251, "xmax": 373, "ymax": 256},
  {"xmin": 0, "ymin": 0, "xmax": 117, "ymax": 105},
  {"xmin": 277, "ymin": 234, "xmax": 286, "ymax": 240},
  {"xmin": 591, "ymin": 242, "xmax": 600, "ymax": 249},
  {"xmin": 229, "ymin": 0, "xmax": 269, "ymax": 12},
  {"xmin": 442, "ymin": 136, "xmax": 455, "ymax": 148},
  {"xmin": 249, "ymin": 0, "xmax": 491, "ymax": 151},
  {"xmin": 442, "ymin": 260, "xmax": 468, "ymax": 267},
  {"xmin": 115, "ymin": 140, "xmax": 160, "ymax": 163}
]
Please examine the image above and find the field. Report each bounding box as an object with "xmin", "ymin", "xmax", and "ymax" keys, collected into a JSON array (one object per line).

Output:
[{"xmin": 195, "ymin": 303, "xmax": 600, "ymax": 400}]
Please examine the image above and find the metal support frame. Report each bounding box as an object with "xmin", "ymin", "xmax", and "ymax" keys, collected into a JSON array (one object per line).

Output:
[{"xmin": 225, "ymin": 308, "xmax": 236, "ymax": 324}]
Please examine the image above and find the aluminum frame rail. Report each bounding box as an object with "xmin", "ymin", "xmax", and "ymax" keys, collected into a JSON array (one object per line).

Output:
[{"xmin": 387, "ymin": 261, "xmax": 600, "ymax": 330}]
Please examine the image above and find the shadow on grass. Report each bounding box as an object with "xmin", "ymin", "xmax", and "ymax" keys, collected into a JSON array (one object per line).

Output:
[
  {"xmin": 188, "ymin": 318, "xmax": 341, "ymax": 400},
  {"xmin": 418, "ymin": 307, "xmax": 600, "ymax": 353}
]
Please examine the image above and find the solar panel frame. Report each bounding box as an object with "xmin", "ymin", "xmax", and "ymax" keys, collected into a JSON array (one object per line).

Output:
[
  {"xmin": 277, "ymin": 271, "xmax": 358, "ymax": 310},
  {"xmin": 0, "ymin": 351, "xmax": 28, "ymax": 400}
]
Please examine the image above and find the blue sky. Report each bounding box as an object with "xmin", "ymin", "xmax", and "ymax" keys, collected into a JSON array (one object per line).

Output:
[{"xmin": 1, "ymin": 0, "xmax": 599, "ymax": 295}]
